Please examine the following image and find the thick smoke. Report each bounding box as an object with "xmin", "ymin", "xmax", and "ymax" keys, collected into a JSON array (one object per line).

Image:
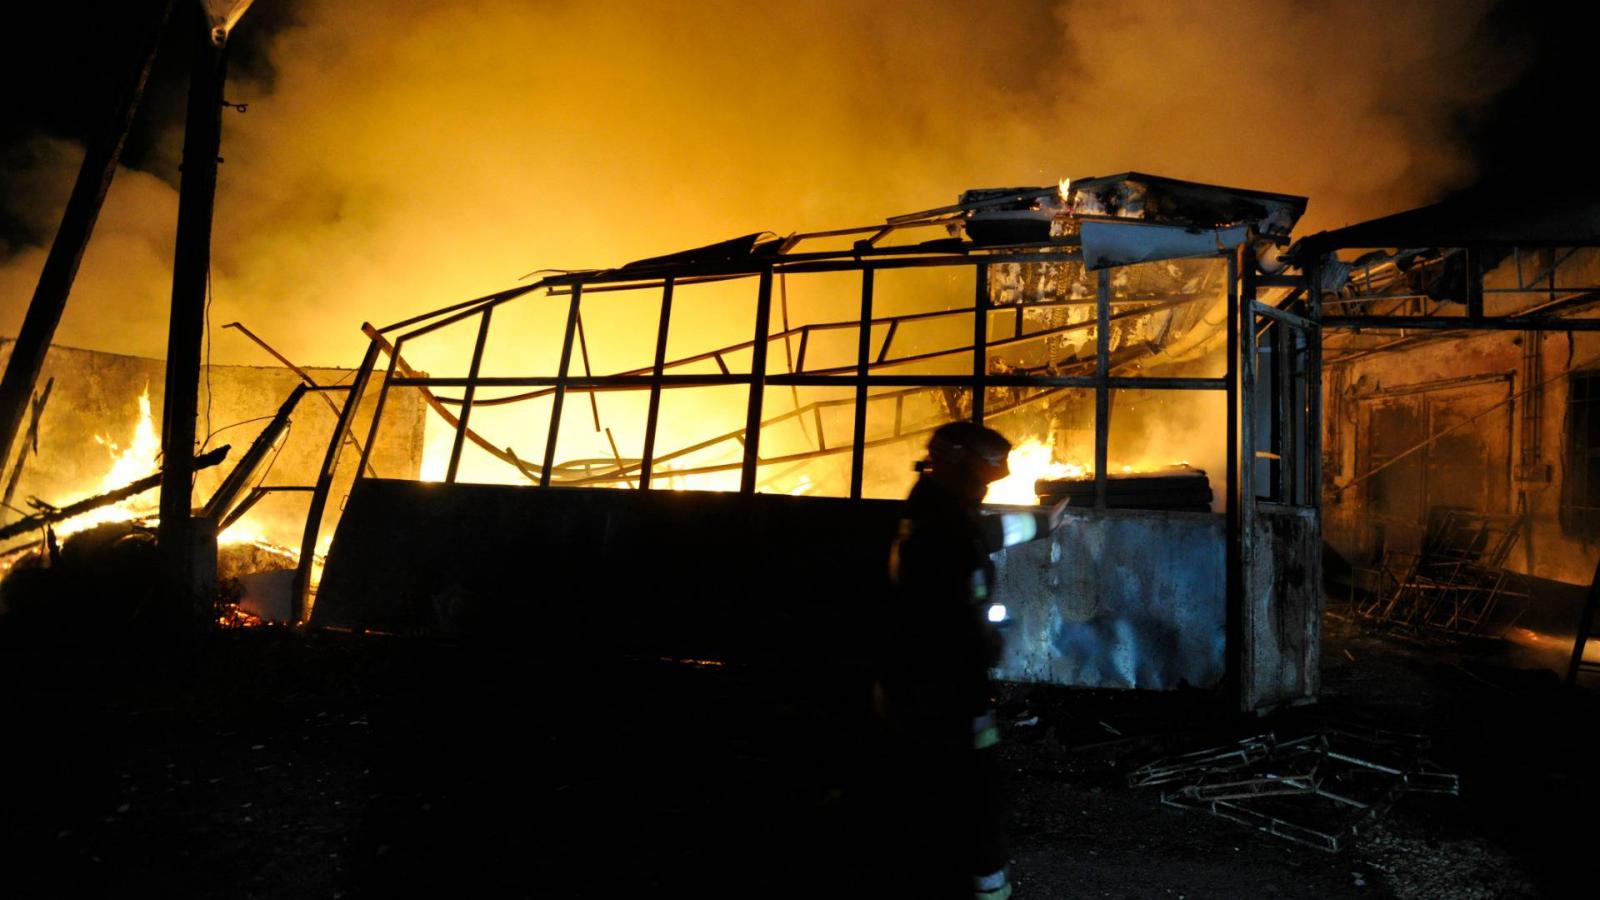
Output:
[{"xmin": 3, "ymin": 0, "xmax": 1515, "ymax": 370}]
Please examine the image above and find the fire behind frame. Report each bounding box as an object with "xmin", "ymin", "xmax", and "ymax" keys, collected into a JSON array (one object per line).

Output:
[{"xmin": 296, "ymin": 217, "xmax": 1318, "ymax": 695}]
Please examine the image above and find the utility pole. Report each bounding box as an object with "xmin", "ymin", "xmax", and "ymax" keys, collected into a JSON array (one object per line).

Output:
[
  {"xmin": 157, "ymin": 4, "xmax": 230, "ymax": 618},
  {"xmin": 0, "ymin": 0, "xmax": 173, "ymax": 499}
]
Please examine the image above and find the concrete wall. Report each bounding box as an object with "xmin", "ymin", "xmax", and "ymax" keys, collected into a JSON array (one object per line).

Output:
[
  {"xmin": 0, "ymin": 340, "xmax": 427, "ymax": 550},
  {"xmin": 1322, "ymin": 249, "xmax": 1600, "ymax": 588}
]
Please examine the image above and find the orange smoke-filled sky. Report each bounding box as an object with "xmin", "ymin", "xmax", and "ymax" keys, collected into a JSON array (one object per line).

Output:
[{"xmin": 0, "ymin": 0, "xmax": 1538, "ymax": 369}]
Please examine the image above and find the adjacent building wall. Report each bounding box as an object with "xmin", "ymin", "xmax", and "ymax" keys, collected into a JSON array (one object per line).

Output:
[{"xmin": 1321, "ymin": 250, "xmax": 1600, "ymax": 588}]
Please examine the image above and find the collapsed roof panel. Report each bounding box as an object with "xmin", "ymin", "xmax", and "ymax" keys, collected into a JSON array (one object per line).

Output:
[
  {"xmin": 1295, "ymin": 186, "xmax": 1600, "ymax": 255},
  {"xmin": 607, "ymin": 172, "xmax": 1308, "ymax": 277},
  {"xmin": 1068, "ymin": 172, "xmax": 1307, "ymax": 237}
]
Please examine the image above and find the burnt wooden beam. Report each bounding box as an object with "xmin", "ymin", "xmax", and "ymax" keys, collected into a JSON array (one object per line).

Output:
[
  {"xmin": 0, "ymin": 445, "xmax": 229, "ymax": 544},
  {"xmin": 157, "ymin": 7, "xmax": 229, "ymax": 616},
  {"xmin": 2, "ymin": 378, "xmax": 54, "ymax": 524}
]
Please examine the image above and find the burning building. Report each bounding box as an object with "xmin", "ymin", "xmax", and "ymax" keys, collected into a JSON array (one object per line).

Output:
[
  {"xmin": 21, "ymin": 168, "xmax": 1597, "ymax": 707},
  {"xmin": 0, "ymin": 337, "xmax": 427, "ymax": 621},
  {"xmin": 1295, "ymin": 188, "xmax": 1600, "ymax": 679},
  {"xmin": 306, "ymin": 173, "xmax": 1323, "ymax": 712}
]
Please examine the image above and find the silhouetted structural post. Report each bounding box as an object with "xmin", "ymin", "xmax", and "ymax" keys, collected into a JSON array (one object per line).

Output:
[
  {"xmin": 158, "ymin": 7, "xmax": 230, "ymax": 618},
  {"xmin": 0, "ymin": 0, "xmax": 173, "ymax": 499}
]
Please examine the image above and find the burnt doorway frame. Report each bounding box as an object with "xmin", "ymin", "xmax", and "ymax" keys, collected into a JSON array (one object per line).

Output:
[{"xmin": 1355, "ymin": 372, "xmax": 1514, "ymax": 559}]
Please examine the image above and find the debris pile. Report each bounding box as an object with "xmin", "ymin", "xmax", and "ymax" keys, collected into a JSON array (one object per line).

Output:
[
  {"xmin": 1128, "ymin": 730, "xmax": 1458, "ymax": 852},
  {"xmin": 1355, "ymin": 508, "xmax": 1526, "ymax": 640}
]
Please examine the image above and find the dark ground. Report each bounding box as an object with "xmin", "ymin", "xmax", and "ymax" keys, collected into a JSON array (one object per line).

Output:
[{"xmin": 1, "ymin": 608, "xmax": 1595, "ymax": 899}]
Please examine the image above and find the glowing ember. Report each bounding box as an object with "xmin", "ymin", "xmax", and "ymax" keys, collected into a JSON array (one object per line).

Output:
[
  {"xmin": 1508, "ymin": 627, "xmax": 1600, "ymax": 663},
  {"xmin": 217, "ymin": 604, "xmax": 264, "ymax": 629}
]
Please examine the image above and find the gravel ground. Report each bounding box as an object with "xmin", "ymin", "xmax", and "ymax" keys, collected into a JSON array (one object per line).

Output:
[{"xmin": 1, "ymin": 612, "xmax": 1591, "ymax": 898}]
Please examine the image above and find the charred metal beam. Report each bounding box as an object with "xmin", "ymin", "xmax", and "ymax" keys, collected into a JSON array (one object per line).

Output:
[
  {"xmin": 291, "ymin": 342, "xmax": 378, "ymax": 622},
  {"xmin": 1094, "ymin": 269, "xmax": 1110, "ymax": 509},
  {"xmin": 973, "ymin": 264, "xmax": 989, "ymax": 424},
  {"xmin": 541, "ymin": 287, "xmax": 583, "ymax": 488},
  {"xmin": 638, "ymin": 277, "xmax": 675, "ymax": 490},
  {"xmin": 1305, "ymin": 256, "xmax": 1323, "ymax": 511},
  {"xmin": 2, "ymin": 378, "xmax": 54, "ymax": 525},
  {"xmin": 1567, "ymin": 555, "xmax": 1600, "ymax": 685},
  {"xmin": 217, "ymin": 485, "xmax": 311, "ymax": 531},
  {"xmin": 416, "ymin": 293, "xmax": 1212, "ymax": 410},
  {"xmin": 536, "ymin": 243, "xmax": 1082, "ymax": 288},
  {"xmin": 574, "ymin": 309, "xmax": 603, "ymax": 432},
  {"xmin": 740, "ymin": 268, "xmax": 774, "ymax": 493},
  {"xmin": 1231, "ymin": 246, "xmax": 1257, "ymax": 709},
  {"xmin": 1252, "ymin": 301, "xmax": 1316, "ymax": 332},
  {"xmin": 200, "ymin": 383, "xmax": 306, "ymax": 523},
  {"xmin": 850, "ymin": 268, "xmax": 874, "ymax": 499},
  {"xmin": 376, "ymin": 283, "xmax": 540, "ymax": 335},
  {"xmin": 446, "ymin": 309, "xmax": 493, "ymax": 483},
  {"xmin": 387, "ymin": 373, "xmax": 1229, "ymax": 391}
]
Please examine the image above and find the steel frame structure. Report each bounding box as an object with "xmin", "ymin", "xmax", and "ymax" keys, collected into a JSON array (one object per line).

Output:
[{"xmin": 298, "ymin": 208, "xmax": 1322, "ymax": 709}]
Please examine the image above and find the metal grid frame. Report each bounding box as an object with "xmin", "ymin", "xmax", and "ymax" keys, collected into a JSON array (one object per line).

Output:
[
  {"xmin": 346, "ymin": 223, "xmax": 1238, "ymax": 503},
  {"xmin": 297, "ymin": 212, "xmax": 1324, "ymax": 713}
]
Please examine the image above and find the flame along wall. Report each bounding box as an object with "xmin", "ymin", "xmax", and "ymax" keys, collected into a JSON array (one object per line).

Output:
[{"xmin": 0, "ymin": 338, "xmax": 428, "ymax": 552}]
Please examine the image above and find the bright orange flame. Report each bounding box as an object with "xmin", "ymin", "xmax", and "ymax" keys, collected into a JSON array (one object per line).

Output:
[
  {"xmin": 95, "ymin": 388, "xmax": 161, "ymax": 493},
  {"xmin": 985, "ymin": 439, "xmax": 1085, "ymax": 505},
  {"xmin": 1057, "ymin": 176, "xmax": 1071, "ymax": 202},
  {"xmin": 54, "ymin": 387, "xmax": 163, "ymax": 538},
  {"xmin": 984, "ymin": 438, "xmax": 1200, "ymax": 506},
  {"xmin": 37, "ymin": 387, "xmax": 308, "ymax": 595}
]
